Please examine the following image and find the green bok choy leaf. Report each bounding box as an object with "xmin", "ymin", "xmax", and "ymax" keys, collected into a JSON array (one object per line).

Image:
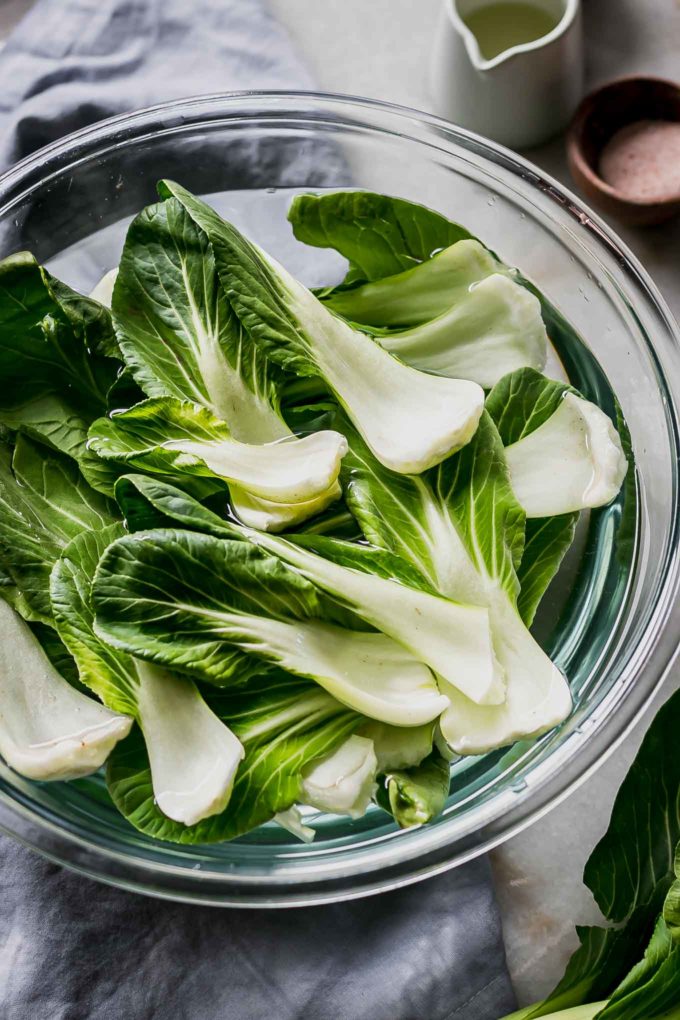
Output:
[
  {"xmin": 159, "ymin": 180, "xmax": 485, "ymax": 475},
  {"xmin": 106, "ymin": 672, "xmax": 361, "ymax": 843},
  {"xmin": 375, "ymin": 751, "xmax": 450, "ymax": 828},
  {"xmin": 339, "ymin": 410, "xmax": 572, "ymax": 753},
  {"xmin": 92, "ymin": 528, "xmax": 451, "ymax": 726},
  {"xmin": 88, "ymin": 396, "xmax": 347, "ymax": 509},
  {"xmin": 112, "ymin": 196, "xmax": 347, "ymax": 530},
  {"xmin": 288, "ymin": 189, "xmax": 474, "ymax": 283},
  {"xmin": 110, "ymin": 474, "xmax": 505, "ymax": 706},
  {"xmin": 0, "ymin": 252, "xmax": 127, "ymax": 496},
  {"xmin": 0, "ymin": 435, "xmax": 116, "ymax": 625},
  {"xmin": 504, "ymin": 687, "xmax": 680, "ymax": 1020},
  {"xmin": 51, "ymin": 524, "xmax": 244, "ymax": 826}
]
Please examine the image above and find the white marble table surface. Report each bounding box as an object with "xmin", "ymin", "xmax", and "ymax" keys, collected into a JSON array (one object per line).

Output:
[{"xmin": 2, "ymin": 0, "xmax": 680, "ymax": 1007}]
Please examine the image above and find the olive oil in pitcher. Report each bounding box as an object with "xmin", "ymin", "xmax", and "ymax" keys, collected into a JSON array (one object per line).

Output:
[{"xmin": 462, "ymin": 2, "xmax": 560, "ymax": 60}]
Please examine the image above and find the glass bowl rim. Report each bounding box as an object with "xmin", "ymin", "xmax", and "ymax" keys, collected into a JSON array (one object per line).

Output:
[{"xmin": 0, "ymin": 89, "xmax": 679, "ymax": 907}]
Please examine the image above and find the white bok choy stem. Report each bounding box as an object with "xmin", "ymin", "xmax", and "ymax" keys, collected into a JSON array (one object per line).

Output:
[
  {"xmin": 228, "ymin": 480, "xmax": 342, "ymax": 533},
  {"xmin": 300, "ymin": 734, "xmax": 378, "ymax": 819},
  {"xmin": 264, "ymin": 250, "xmax": 485, "ymax": 474},
  {"xmin": 87, "ymin": 397, "xmax": 348, "ymax": 534},
  {"xmin": 89, "ymin": 268, "xmax": 118, "ymax": 307},
  {"xmin": 439, "ymin": 591, "xmax": 572, "ymax": 754},
  {"xmin": 228, "ymin": 619, "xmax": 449, "ymax": 727},
  {"xmin": 165, "ymin": 430, "xmax": 347, "ymax": 504},
  {"xmin": 359, "ymin": 720, "xmax": 434, "ymax": 771},
  {"xmin": 0, "ymin": 599, "xmax": 131, "ymax": 780},
  {"xmin": 273, "ymin": 805, "xmax": 316, "ymax": 843},
  {"xmin": 379, "ymin": 274, "xmax": 547, "ymax": 388},
  {"xmin": 134, "ymin": 661, "xmax": 244, "ymax": 826},
  {"xmin": 504, "ymin": 392, "xmax": 628, "ymax": 518}
]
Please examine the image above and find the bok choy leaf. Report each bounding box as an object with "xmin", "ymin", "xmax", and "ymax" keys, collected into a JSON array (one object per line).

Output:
[
  {"xmin": 0, "ymin": 436, "xmax": 116, "ymax": 625},
  {"xmin": 92, "ymin": 528, "xmax": 450, "ymax": 726},
  {"xmin": 110, "ymin": 474, "xmax": 504, "ymax": 706},
  {"xmin": 591, "ymin": 916, "xmax": 680, "ymax": 1019},
  {"xmin": 375, "ymin": 751, "xmax": 450, "ymax": 828},
  {"xmin": 0, "ymin": 252, "xmax": 119, "ymax": 420},
  {"xmin": 288, "ymin": 189, "xmax": 474, "ymax": 283},
  {"xmin": 112, "ymin": 196, "xmax": 347, "ymax": 529},
  {"xmin": 486, "ymin": 368, "xmax": 628, "ymax": 623},
  {"xmin": 51, "ymin": 523, "xmax": 244, "ymax": 825},
  {"xmin": 88, "ymin": 397, "xmax": 347, "ymax": 506},
  {"xmin": 247, "ymin": 530, "xmax": 504, "ymax": 707},
  {"xmin": 113, "ymin": 198, "xmax": 285, "ymax": 438},
  {"xmin": 0, "ymin": 252, "xmax": 124, "ymax": 486},
  {"xmin": 159, "ymin": 180, "xmax": 485, "ymax": 475},
  {"xmin": 339, "ymin": 411, "xmax": 572, "ymax": 752},
  {"xmin": 486, "ymin": 369, "xmax": 580, "ymax": 625},
  {"xmin": 664, "ymin": 849, "xmax": 680, "ymax": 942},
  {"xmin": 510, "ymin": 687, "xmax": 680, "ymax": 1019},
  {"xmin": 106, "ymin": 672, "xmax": 360, "ymax": 843}
]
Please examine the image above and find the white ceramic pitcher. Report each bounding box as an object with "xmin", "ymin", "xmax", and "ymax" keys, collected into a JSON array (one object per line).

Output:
[{"xmin": 431, "ymin": 0, "xmax": 583, "ymax": 150}]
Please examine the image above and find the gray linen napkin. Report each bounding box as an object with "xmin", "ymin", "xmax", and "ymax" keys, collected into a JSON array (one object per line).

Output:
[{"xmin": 0, "ymin": 3, "xmax": 517, "ymax": 1018}]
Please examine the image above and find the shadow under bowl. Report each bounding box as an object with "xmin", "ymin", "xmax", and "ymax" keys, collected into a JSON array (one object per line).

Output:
[{"xmin": 567, "ymin": 76, "xmax": 680, "ymax": 226}]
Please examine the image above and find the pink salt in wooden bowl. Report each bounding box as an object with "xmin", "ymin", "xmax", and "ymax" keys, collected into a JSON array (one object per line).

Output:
[{"xmin": 567, "ymin": 76, "xmax": 680, "ymax": 226}]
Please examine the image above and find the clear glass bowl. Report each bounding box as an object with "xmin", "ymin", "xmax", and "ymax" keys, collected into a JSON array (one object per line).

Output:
[{"xmin": 1, "ymin": 92, "xmax": 679, "ymax": 907}]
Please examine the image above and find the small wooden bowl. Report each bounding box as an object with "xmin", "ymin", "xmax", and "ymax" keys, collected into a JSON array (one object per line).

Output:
[{"xmin": 567, "ymin": 76, "xmax": 680, "ymax": 226}]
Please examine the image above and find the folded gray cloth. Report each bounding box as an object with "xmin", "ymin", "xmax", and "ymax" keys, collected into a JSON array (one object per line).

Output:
[
  {"xmin": 1, "ymin": 838, "xmax": 513, "ymax": 1020},
  {"xmin": 0, "ymin": 3, "xmax": 516, "ymax": 1018},
  {"xmin": 0, "ymin": 0, "xmax": 315, "ymax": 166}
]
